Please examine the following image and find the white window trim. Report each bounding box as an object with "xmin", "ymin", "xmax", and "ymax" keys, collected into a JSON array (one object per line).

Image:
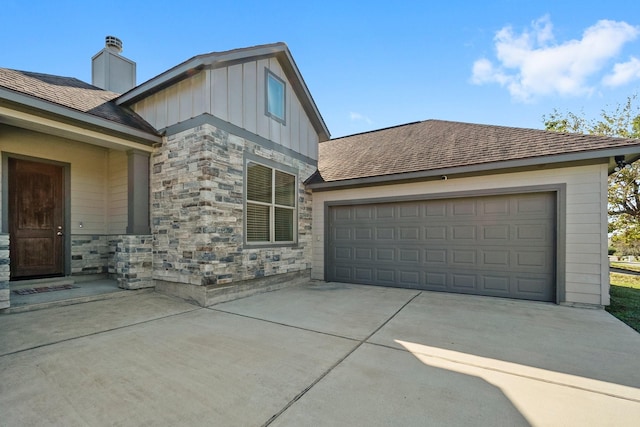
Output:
[
  {"xmin": 265, "ymin": 68, "xmax": 286, "ymax": 124},
  {"xmin": 245, "ymin": 159, "xmax": 297, "ymax": 246}
]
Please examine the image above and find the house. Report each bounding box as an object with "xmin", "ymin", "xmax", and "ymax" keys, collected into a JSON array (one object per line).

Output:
[
  {"xmin": 308, "ymin": 120, "xmax": 640, "ymax": 306},
  {"xmin": 0, "ymin": 37, "xmax": 329, "ymax": 309},
  {"xmin": 2, "ymin": 37, "xmax": 640, "ymax": 310}
]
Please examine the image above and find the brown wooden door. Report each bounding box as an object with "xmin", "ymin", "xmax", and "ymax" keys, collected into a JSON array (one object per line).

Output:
[{"xmin": 9, "ymin": 158, "xmax": 65, "ymax": 279}]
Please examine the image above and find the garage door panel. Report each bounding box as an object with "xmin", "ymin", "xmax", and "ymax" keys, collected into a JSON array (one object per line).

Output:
[
  {"xmin": 452, "ymin": 249, "xmax": 477, "ymax": 265},
  {"xmin": 516, "ymin": 250, "xmax": 547, "ymax": 267},
  {"xmin": 333, "ymin": 227, "xmax": 352, "ymax": 240},
  {"xmin": 376, "ymin": 269, "xmax": 395, "ymax": 283},
  {"xmin": 376, "ymin": 248, "xmax": 395, "ymax": 261},
  {"xmin": 483, "ymin": 199, "xmax": 510, "ymax": 215},
  {"xmin": 376, "ymin": 205, "xmax": 395, "ymax": 218},
  {"xmin": 399, "ymin": 270, "xmax": 421, "ymax": 286},
  {"xmin": 481, "ymin": 275, "xmax": 510, "ymax": 292},
  {"xmin": 354, "ymin": 267, "xmax": 373, "ymax": 281},
  {"xmin": 516, "ymin": 196, "xmax": 553, "ymax": 215},
  {"xmin": 399, "ymin": 248, "xmax": 420, "ymax": 263},
  {"xmin": 452, "ymin": 199, "xmax": 477, "ymax": 216},
  {"xmin": 426, "ymin": 226, "xmax": 446, "ymax": 240},
  {"xmin": 481, "ymin": 249, "xmax": 510, "ymax": 267},
  {"xmin": 482, "ymin": 224, "xmax": 510, "ymax": 240},
  {"xmin": 425, "ymin": 249, "xmax": 447, "ymax": 263},
  {"xmin": 376, "ymin": 227, "xmax": 394, "ymax": 239},
  {"xmin": 452, "ymin": 273, "xmax": 477, "ymax": 289},
  {"xmin": 332, "ymin": 266, "xmax": 352, "ymax": 282},
  {"xmin": 425, "ymin": 272, "xmax": 447, "ymax": 288},
  {"xmin": 334, "ymin": 247, "xmax": 352, "ymax": 260},
  {"xmin": 516, "ymin": 276, "xmax": 554, "ymax": 300},
  {"xmin": 327, "ymin": 192, "xmax": 555, "ymax": 302},
  {"xmin": 354, "ymin": 247, "xmax": 373, "ymax": 261},
  {"xmin": 399, "ymin": 227, "xmax": 420, "ymax": 240},
  {"xmin": 425, "ymin": 202, "xmax": 447, "ymax": 217},
  {"xmin": 452, "ymin": 225, "xmax": 476, "ymax": 240},
  {"xmin": 400, "ymin": 204, "xmax": 420, "ymax": 218},
  {"xmin": 355, "ymin": 228, "xmax": 373, "ymax": 240},
  {"xmin": 515, "ymin": 224, "xmax": 550, "ymax": 241},
  {"xmin": 355, "ymin": 206, "xmax": 373, "ymax": 219}
]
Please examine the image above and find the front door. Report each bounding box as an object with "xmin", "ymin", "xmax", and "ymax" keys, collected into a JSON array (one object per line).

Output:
[{"xmin": 9, "ymin": 158, "xmax": 65, "ymax": 279}]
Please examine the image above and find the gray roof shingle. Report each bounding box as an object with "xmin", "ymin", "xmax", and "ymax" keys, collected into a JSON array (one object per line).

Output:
[
  {"xmin": 0, "ymin": 68, "xmax": 158, "ymax": 135},
  {"xmin": 317, "ymin": 119, "xmax": 640, "ymax": 183}
]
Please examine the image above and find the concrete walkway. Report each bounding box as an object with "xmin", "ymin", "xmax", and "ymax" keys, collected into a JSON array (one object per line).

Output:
[{"xmin": 1, "ymin": 282, "xmax": 639, "ymax": 426}]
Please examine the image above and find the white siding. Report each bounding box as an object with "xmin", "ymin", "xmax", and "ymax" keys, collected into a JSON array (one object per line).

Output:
[
  {"xmin": 228, "ymin": 64, "xmax": 244, "ymax": 125},
  {"xmin": 242, "ymin": 61, "xmax": 257, "ymax": 134},
  {"xmin": 131, "ymin": 59, "xmax": 321, "ymax": 160},
  {"xmin": 212, "ymin": 68, "xmax": 228, "ymax": 121},
  {"xmin": 0, "ymin": 126, "xmax": 117, "ymax": 235},
  {"xmin": 312, "ymin": 164, "xmax": 609, "ymax": 306}
]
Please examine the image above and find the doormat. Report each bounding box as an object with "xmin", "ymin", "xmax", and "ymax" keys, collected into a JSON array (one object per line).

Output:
[{"xmin": 13, "ymin": 284, "xmax": 78, "ymax": 295}]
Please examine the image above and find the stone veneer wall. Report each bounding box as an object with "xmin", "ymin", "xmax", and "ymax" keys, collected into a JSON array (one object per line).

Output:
[
  {"xmin": 71, "ymin": 235, "xmax": 109, "ymax": 275},
  {"xmin": 109, "ymin": 235, "xmax": 153, "ymax": 289},
  {"xmin": 0, "ymin": 234, "xmax": 9, "ymax": 309},
  {"xmin": 151, "ymin": 123, "xmax": 315, "ymax": 296}
]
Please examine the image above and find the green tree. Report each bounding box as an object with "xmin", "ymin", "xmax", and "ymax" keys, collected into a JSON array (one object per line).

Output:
[{"xmin": 543, "ymin": 95, "xmax": 640, "ymax": 256}]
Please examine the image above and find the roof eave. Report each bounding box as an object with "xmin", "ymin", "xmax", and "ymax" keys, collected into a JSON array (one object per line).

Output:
[
  {"xmin": 309, "ymin": 147, "xmax": 640, "ymax": 190},
  {"xmin": 0, "ymin": 87, "xmax": 162, "ymax": 146}
]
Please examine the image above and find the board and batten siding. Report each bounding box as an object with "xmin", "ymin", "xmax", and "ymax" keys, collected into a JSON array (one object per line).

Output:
[
  {"xmin": 0, "ymin": 126, "xmax": 127, "ymax": 235},
  {"xmin": 132, "ymin": 58, "xmax": 319, "ymax": 160},
  {"xmin": 312, "ymin": 163, "xmax": 610, "ymax": 306}
]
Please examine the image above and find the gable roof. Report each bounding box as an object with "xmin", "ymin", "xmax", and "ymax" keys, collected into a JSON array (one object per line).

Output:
[
  {"xmin": 310, "ymin": 119, "xmax": 640, "ymax": 188},
  {"xmin": 115, "ymin": 42, "xmax": 330, "ymax": 141},
  {"xmin": 0, "ymin": 68, "xmax": 159, "ymax": 137}
]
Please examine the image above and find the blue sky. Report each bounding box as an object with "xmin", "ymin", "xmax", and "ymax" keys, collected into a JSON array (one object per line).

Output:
[{"xmin": 2, "ymin": 0, "xmax": 640, "ymax": 138}]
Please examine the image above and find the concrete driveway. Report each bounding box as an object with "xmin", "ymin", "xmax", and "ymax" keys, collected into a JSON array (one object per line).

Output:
[{"xmin": 1, "ymin": 282, "xmax": 639, "ymax": 426}]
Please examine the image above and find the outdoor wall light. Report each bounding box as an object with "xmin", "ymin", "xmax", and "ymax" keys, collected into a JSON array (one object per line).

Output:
[{"xmin": 614, "ymin": 155, "xmax": 631, "ymax": 172}]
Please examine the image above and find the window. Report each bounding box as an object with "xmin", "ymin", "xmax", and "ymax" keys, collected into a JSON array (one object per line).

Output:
[
  {"xmin": 265, "ymin": 69, "xmax": 286, "ymax": 123},
  {"xmin": 246, "ymin": 161, "xmax": 296, "ymax": 243}
]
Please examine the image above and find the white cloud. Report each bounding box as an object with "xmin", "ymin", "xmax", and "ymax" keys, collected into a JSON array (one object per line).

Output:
[
  {"xmin": 603, "ymin": 57, "xmax": 640, "ymax": 87},
  {"xmin": 349, "ymin": 112, "xmax": 373, "ymax": 124},
  {"xmin": 471, "ymin": 16, "xmax": 640, "ymax": 101}
]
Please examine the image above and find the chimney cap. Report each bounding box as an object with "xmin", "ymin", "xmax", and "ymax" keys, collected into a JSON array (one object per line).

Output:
[{"xmin": 105, "ymin": 36, "xmax": 123, "ymax": 53}]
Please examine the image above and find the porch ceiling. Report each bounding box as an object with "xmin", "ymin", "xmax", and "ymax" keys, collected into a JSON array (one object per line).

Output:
[{"xmin": 0, "ymin": 105, "xmax": 155, "ymax": 152}]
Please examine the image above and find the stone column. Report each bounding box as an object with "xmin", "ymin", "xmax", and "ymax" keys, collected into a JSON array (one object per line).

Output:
[
  {"xmin": 113, "ymin": 235, "xmax": 153, "ymax": 289},
  {"xmin": 0, "ymin": 234, "xmax": 10, "ymax": 309}
]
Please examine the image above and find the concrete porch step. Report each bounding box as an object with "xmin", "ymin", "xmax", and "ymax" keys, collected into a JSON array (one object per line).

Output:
[
  {"xmin": 10, "ymin": 278, "xmax": 76, "ymax": 290},
  {"xmin": 3, "ymin": 287, "xmax": 155, "ymax": 314}
]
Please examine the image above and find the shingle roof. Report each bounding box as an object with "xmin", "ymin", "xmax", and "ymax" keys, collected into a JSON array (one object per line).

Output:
[
  {"xmin": 0, "ymin": 68, "xmax": 158, "ymax": 135},
  {"xmin": 316, "ymin": 119, "xmax": 640, "ymax": 183}
]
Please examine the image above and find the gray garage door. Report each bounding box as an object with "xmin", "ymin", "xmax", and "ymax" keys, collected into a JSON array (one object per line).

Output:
[{"xmin": 327, "ymin": 192, "xmax": 556, "ymax": 302}]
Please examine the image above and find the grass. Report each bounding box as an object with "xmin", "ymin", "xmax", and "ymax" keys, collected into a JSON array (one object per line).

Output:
[{"xmin": 608, "ymin": 272, "xmax": 640, "ymax": 333}]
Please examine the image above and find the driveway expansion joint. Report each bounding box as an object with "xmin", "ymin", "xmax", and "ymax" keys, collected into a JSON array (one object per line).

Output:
[
  {"xmin": 261, "ymin": 291, "xmax": 423, "ymax": 427},
  {"xmin": 0, "ymin": 306, "xmax": 203, "ymax": 358}
]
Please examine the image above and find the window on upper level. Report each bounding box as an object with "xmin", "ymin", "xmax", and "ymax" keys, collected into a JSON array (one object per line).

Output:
[
  {"xmin": 246, "ymin": 161, "xmax": 296, "ymax": 244},
  {"xmin": 265, "ymin": 69, "xmax": 286, "ymax": 124}
]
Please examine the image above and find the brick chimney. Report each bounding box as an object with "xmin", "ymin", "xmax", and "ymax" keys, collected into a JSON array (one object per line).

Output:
[{"xmin": 91, "ymin": 36, "xmax": 136, "ymax": 93}]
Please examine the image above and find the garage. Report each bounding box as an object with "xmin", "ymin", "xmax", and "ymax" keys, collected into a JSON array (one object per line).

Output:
[{"xmin": 327, "ymin": 192, "xmax": 556, "ymax": 302}]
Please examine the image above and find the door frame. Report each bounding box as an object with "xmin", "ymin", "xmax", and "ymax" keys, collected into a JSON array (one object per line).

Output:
[{"xmin": 2, "ymin": 153, "xmax": 71, "ymax": 279}]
